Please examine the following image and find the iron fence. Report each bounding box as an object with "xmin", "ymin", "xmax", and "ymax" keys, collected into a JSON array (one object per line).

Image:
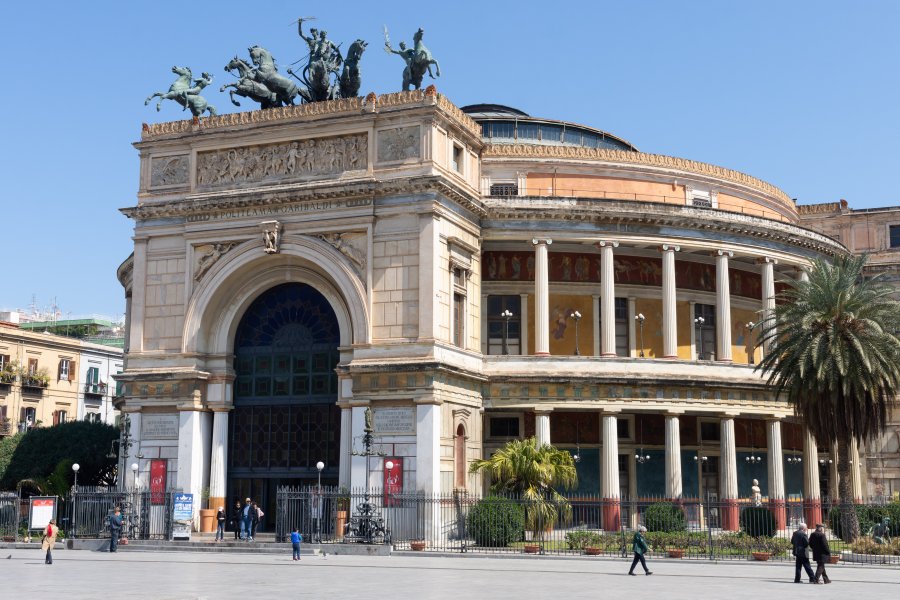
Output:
[
  {"xmin": 0, "ymin": 492, "xmax": 18, "ymax": 540},
  {"xmin": 275, "ymin": 488, "xmax": 900, "ymax": 564},
  {"xmin": 69, "ymin": 487, "xmax": 178, "ymax": 540}
]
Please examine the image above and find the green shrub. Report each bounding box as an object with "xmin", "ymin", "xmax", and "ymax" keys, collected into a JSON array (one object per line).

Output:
[
  {"xmin": 740, "ymin": 507, "xmax": 776, "ymax": 537},
  {"xmin": 467, "ymin": 496, "xmax": 525, "ymax": 547},
  {"xmin": 827, "ymin": 504, "xmax": 900, "ymax": 539},
  {"xmin": 643, "ymin": 502, "xmax": 687, "ymax": 532},
  {"xmin": 565, "ymin": 530, "xmax": 603, "ymax": 550}
]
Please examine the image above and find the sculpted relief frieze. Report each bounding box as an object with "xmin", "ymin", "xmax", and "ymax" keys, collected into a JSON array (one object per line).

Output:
[
  {"xmin": 317, "ymin": 231, "xmax": 367, "ymax": 279},
  {"xmin": 150, "ymin": 155, "xmax": 190, "ymax": 187},
  {"xmin": 196, "ymin": 133, "xmax": 367, "ymax": 188},
  {"xmin": 376, "ymin": 125, "xmax": 421, "ymax": 163},
  {"xmin": 193, "ymin": 242, "xmax": 238, "ymax": 281}
]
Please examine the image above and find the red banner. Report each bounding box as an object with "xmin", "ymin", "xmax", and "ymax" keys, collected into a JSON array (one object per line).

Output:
[
  {"xmin": 150, "ymin": 459, "xmax": 167, "ymax": 505},
  {"xmin": 383, "ymin": 457, "xmax": 403, "ymax": 506}
]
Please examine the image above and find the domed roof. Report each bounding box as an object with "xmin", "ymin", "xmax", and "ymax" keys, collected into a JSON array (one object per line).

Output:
[{"xmin": 461, "ymin": 104, "xmax": 638, "ymax": 152}]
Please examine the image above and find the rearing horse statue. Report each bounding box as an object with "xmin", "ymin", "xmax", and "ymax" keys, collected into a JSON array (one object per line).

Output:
[
  {"xmin": 384, "ymin": 27, "xmax": 440, "ymax": 91},
  {"xmin": 221, "ymin": 56, "xmax": 279, "ymax": 108},
  {"xmin": 248, "ymin": 46, "xmax": 301, "ymax": 106},
  {"xmin": 145, "ymin": 66, "xmax": 217, "ymax": 118}
]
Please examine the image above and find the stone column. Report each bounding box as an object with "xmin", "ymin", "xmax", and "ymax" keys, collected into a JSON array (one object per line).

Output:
[
  {"xmin": 416, "ymin": 401, "xmax": 442, "ymax": 495},
  {"xmin": 535, "ymin": 411, "xmax": 552, "ymax": 446},
  {"xmin": 208, "ymin": 410, "xmax": 229, "ymax": 513},
  {"xmin": 339, "ymin": 407, "xmax": 352, "ymax": 488},
  {"xmin": 592, "ymin": 294, "xmax": 601, "ymax": 356},
  {"xmin": 760, "ymin": 257, "xmax": 777, "ymax": 356},
  {"xmin": 176, "ymin": 403, "xmax": 212, "ymax": 530},
  {"xmin": 598, "ymin": 241, "xmax": 618, "ymax": 356},
  {"xmin": 802, "ymin": 431, "xmax": 821, "ymax": 525},
  {"xmin": 766, "ymin": 419, "xmax": 786, "ymax": 530},
  {"xmin": 660, "ymin": 245, "xmax": 680, "ymax": 359},
  {"xmin": 532, "ymin": 239, "xmax": 552, "ymax": 356},
  {"xmin": 601, "ymin": 413, "xmax": 621, "ymax": 531},
  {"xmin": 850, "ymin": 442, "xmax": 864, "ymax": 502},
  {"xmin": 720, "ymin": 416, "xmax": 739, "ymax": 531},
  {"xmin": 350, "ymin": 405, "xmax": 368, "ymax": 489},
  {"xmin": 665, "ymin": 414, "xmax": 683, "ymax": 499},
  {"xmin": 715, "ymin": 250, "xmax": 733, "ymax": 362}
]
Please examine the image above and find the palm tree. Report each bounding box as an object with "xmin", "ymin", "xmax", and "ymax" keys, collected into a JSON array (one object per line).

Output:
[
  {"xmin": 756, "ymin": 255, "xmax": 900, "ymax": 541},
  {"xmin": 469, "ymin": 437, "xmax": 577, "ymax": 539}
]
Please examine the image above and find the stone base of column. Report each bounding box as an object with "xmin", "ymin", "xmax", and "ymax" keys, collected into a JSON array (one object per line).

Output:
[
  {"xmin": 721, "ymin": 499, "xmax": 740, "ymax": 531},
  {"xmin": 600, "ymin": 353, "xmax": 617, "ymax": 358},
  {"xmin": 770, "ymin": 499, "xmax": 786, "ymax": 530},
  {"xmin": 602, "ymin": 499, "xmax": 621, "ymax": 532},
  {"xmin": 803, "ymin": 499, "xmax": 822, "ymax": 527},
  {"xmin": 662, "ymin": 355, "xmax": 678, "ymax": 360},
  {"xmin": 534, "ymin": 352, "xmax": 550, "ymax": 357}
]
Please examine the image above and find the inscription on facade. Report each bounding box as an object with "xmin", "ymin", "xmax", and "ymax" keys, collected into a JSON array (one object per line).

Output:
[
  {"xmin": 141, "ymin": 414, "xmax": 180, "ymax": 439},
  {"xmin": 196, "ymin": 133, "xmax": 367, "ymax": 188},
  {"xmin": 150, "ymin": 155, "xmax": 189, "ymax": 187},
  {"xmin": 374, "ymin": 407, "xmax": 416, "ymax": 435},
  {"xmin": 377, "ymin": 126, "xmax": 421, "ymax": 163}
]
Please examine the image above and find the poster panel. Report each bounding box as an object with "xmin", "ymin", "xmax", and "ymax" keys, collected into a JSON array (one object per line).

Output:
[
  {"xmin": 29, "ymin": 496, "xmax": 57, "ymax": 530},
  {"xmin": 172, "ymin": 493, "xmax": 193, "ymax": 540},
  {"xmin": 383, "ymin": 458, "xmax": 403, "ymax": 506},
  {"xmin": 150, "ymin": 460, "xmax": 167, "ymax": 505}
]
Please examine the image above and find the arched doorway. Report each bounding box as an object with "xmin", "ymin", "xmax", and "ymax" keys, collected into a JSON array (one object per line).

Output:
[{"xmin": 228, "ymin": 282, "xmax": 341, "ymax": 528}]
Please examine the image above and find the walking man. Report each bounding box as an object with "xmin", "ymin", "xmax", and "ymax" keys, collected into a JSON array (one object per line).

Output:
[
  {"xmin": 109, "ymin": 507, "xmax": 123, "ymax": 553},
  {"xmin": 809, "ymin": 523, "xmax": 832, "ymax": 584},
  {"xmin": 627, "ymin": 525, "xmax": 653, "ymax": 576},
  {"xmin": 790, "ymin": 522, "xmax": 816, "ymax": 583}
]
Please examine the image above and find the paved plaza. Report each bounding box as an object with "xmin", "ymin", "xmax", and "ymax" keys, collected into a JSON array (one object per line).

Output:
[{"xmin": 4, "ymin": 548, "xmax": 899, "ymax": 600}]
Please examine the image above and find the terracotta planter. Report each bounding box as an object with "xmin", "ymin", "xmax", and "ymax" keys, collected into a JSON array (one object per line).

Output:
[
  {"xmin": 199, "ymin": 508, "xmax": 216, "ymax": 533},
  {"xmin": 523, "ymin": 543, "xmax": 540, "ymax": 554},
  {"xmin": 410, "ymin": 540, "xmax": 426, "ymax": 551},
  {"xmin": 335, "ymin": 510, "xmax": 348, "ymax": 541},
  {"xmin": 828, "ymin": 555, "xmax": 840, "ymax": 564},
  {"xmin": 751, "ymin": 551, "xmax": 771, "ymax": 561},
  {"xmin": 584, "ymin": 546, "xmax": 602, "ymax": 556},
  {"xmin": 668, "ymin": 549, "xmax": 686, "ymax": 559}
]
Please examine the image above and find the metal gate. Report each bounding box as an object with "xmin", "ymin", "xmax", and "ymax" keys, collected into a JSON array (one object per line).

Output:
[{"xmin": 70, "ymin": 487, "xmax": 177, "ymax": 540}]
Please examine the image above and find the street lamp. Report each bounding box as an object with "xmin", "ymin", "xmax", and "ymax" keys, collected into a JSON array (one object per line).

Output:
[
  {"xmin": 569, "ymin": 310, "xmax": 582, "ymax": 355},
  {"xmin": 694, "ymin": 316, "xmax": 706, "ymax": 360},
  {"xmin": 315, "ymin": 461, "xmax": 325, "ymax": 542},
  {"xmin": 501, "ymin": 309, "xmax": 513, "ymax": 355},
  {"xmin": 130, "ymin": 462, "xmax": 139, "ymax": 540},
  {"xmin": 72, "ymin": 463, "xmax": 80, "ymax": 539},
  {"xmin": 635, "ymin": 313, "xmax": 645, "ymax": 357},
  {"xmin": 745, "ymin": 321, "xmax": 757, "ymax": 365},
  {"xmin": 786, "ymin": 455, "xmax": 802, "ymax": 464}
]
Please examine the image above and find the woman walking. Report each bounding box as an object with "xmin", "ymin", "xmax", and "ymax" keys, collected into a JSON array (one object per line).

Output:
[
  {"xmin": 628, "ymin": 525, "xmax": 653, "ymax": 576},
  {"xmin": 42, "ymin": 519, "xmax": 59, "ymax": 564},
  {"xmin": 230, "ymin": 500, "xmax": 242, "ymax": 540},
  {"xmin": 215, "ymin": 506, "xmax": 226, "ymax": 542}
]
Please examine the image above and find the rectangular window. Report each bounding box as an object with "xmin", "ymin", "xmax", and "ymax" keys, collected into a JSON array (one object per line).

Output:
[
  {"xmin": 617, "ymin": 418, "xmax": 631, "ymax": 440},
  {"xmin": 489, "ymin": 417, "xmax": 520, "ymax": 438},
  {"xmin": 517, "ymin": 123, "xmax": 539, "ymax": 140},
  {"xmin": 700, "ymin": 420, "xmax": 721, "ymax": 443},
  {"xmin": 58, "ymin": 359, "xmax": 71, "ymax": 381},
  {"xmin": 452, "ymin": 145, "xmax": 463, "ymax": 173},
  {"xmin": 0, "ymin": 354, "xmax": 9, "ymax": 370},
  {"xmin": 890, "ymin": 225, "xmax": 900, "ymax": 248},
  {"xmin": 486, "ymin": 295, "xmax": 522, "ymax": 355},
  {"xmin": 451, "ymin": 266, "xmax": 467, "ymax": 348},
  {"xmin": 598, "ymin": 298, "xmax": 630, "ymax": 356},
  {"xmin": 28, "ymin": 358, "xmax": 38, "ymax": 375},
  {"xmin": 538, "ymin": 124, "xmax": 561, "ymax": 142},
  {"xmin": 693, "ymin": 304, "xmax": 716, "ymax": 360}
]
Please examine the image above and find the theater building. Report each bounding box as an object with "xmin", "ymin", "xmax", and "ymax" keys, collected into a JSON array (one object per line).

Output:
[{"xmin": 117, "ymin": 90, "xmax": 859, "ymax": 529}]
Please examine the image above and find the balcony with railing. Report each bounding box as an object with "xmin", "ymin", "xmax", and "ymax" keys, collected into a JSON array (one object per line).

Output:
[{"xmin": 84, "ymin": 381, "xmax": 108, "ymax": 398}]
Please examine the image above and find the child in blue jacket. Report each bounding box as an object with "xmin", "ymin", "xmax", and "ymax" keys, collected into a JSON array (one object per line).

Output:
[{"xmin": 291, "ymin": 528, "xmax": 302, "ymax": 561}]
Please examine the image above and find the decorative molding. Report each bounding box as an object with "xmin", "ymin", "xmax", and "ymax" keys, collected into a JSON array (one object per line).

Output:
[
  {"xmin": 193, "ymin": 242, "xmax": 238, "ymax": 281},
  {"xmin": 316, "ymin": 232, "xmax": 367, "ymax": 276},
  {"xmin": 482, "ymin": 143, "xmax": 793, "ymax": 207},
  {"xmin": 150, "ymin": 155, "xmax": 189, "ymax": 187},
  {"xmin": 259, "ymin": 220, "xmax": 281, "ymax": 254},
  {"xmin": 196, "ymin": 133, "xmax": 367, "ymax": 188}
]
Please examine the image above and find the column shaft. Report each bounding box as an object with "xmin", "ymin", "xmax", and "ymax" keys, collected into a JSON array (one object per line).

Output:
[
  {"xmin": 802, "ymin": 430, "xmax": 822, "ymax": 525},
  {"xmin": 535, "ymin": 412, "xmax": 551, "ymax": 447},
  {"xmin": 665, "ymin": 415, "xmax": 683, "ymax": 499},
  {"xmin": 601, "ymin": 414, "xmax": 621, "ymax": 531},
  {"xmin": 599, "ymin": 242, "xmax": 617, "ymax": 356},
  {"xmin": 339, "ymin": 407, "xmax": 352, "ymax": 488},
  {"xmin": 209, "ymin": 411, "xmax": 229, "ymax": 509},
  {"xmin": 766, "ymin": 419, "xmax": 786, "ymax": 529},
  {"xmin": 533, "ymin": 239, "xmax": 552, "ymax": 355},
  {"xmin": 661, "ymin": 246, "xmax": 679, "ymax": 358},
  {"xmin": 761, "ymin": 258, "xmax": 777, "ymax": 356},
  {"xmin": 519, "ymin": 294, "xmax": 529, "ymax": 355},
  {"xmin": 720, "ymin": 417, "xmax": 739, "ymax": 530},
  {"xmin": 715, "ymin": 251, "xmax": 733, "ymax": 362}
]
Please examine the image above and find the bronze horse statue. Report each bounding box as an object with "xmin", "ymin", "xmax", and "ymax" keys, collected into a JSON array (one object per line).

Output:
[
  {"xmin": 145, "ymin": 66, "xmax": 217, "ymax": 118},
  {"xmin": 337, "ymin": 39, "xmax": 367, "ymax": 98},
  {"xmin": 384, "ymin": 27, "xmax": 440, "ymax": 91},
  {"xmin": 221, "ymin": 56, "xmax": 279, "ymax": 108}
]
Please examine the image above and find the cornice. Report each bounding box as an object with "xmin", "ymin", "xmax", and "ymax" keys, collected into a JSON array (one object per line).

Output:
[
  {"xmin": 117, "ymin": 252, "xmax": 134, "ymax": 291},
  {"xmin": 483, "ymin": 143, "xmax": 793, "ymax": 208},
  {"xmin": 482, "ymin": 197, "xmax": 846, "ymax": 256},
  {"xmin": 139, "ymin": 90, "xmax": 481, "ymax": 142},
  {"xmin": 121, "ymin": 175, "xmax": 485, "ymax": 222}
]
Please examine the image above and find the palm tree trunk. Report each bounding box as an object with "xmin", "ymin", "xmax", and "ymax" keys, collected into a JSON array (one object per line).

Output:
[{"xmin": 836, "ymin": 442, "xmax": 860, "ymax": 543}]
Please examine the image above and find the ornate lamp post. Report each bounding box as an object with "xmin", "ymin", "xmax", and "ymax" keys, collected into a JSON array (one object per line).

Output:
[
  {"xmin": 501, "ymin": 309, "xmax": 513, "ymax": 355},
  {"xmin": 348, "ymin": 407, "xmax": 390, "ymax": 544},
  {"xmin": 130, "ymin": 462, "xmax": 139, "ymax": 540},
  {"xmin": 745, "ymin": 321, "xmax": 757, "ymax": 365},
  {"xmin": 108, "ymin": 414, "xmax": 135, "ymax": 489},
  {"xmin": 71, "ymin": 463, "xmax": 80, "ymax": 539},
  {"xmin": 315, "ymin": 461, "xmax": 324, "ymax": 542},
  {"xmin": 569, "ymin": 310, "xmax": 582, "ymax": 355},
  {"xmin": 635, "ymin": 313, "xmax": 646, "ymax": 357},
  {"xmin": 694, "ymin": 316, "xmax": 706, "ymax": 360}
]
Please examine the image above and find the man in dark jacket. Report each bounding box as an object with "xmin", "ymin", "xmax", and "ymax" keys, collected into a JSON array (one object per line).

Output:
[
  {"xmin": 809, "ymin": 523, "xmax": 832, "ymax": 584},
  {"xmin": 790, "ymin": 523, "xmax": 816, "ymax": 583},
  {"xmin": 109, "ymin": 507, "xmax": 123, "ymax": 553},
  {"xmin": 230, "ymin": 500, "xmax": 242, "ymax": 540}
]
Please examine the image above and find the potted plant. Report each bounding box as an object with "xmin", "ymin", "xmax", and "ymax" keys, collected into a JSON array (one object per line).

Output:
[
  {"xmin": 668, "ymin": 548, "xmax": 686, "ymax": 559},
  {"xmin": 828, "ymin": 554, "xmax": 841, "ymax": 564},
  {"xmin": 410, "ymin": 540, "xmax": 426, "ymax": 551},
  {"xmin": 584, "ymin": 546, "xmax": 602, "ymax": 556},
  {"xmin": 335, "ymin": 488, "xmax": 350, "ymax": 540},
  {"xmin": 523, "ymin": 542, "xmax": 540, "ymax": 554},
  {"xmin": 198, "ymin": 487, "xmax": 215, "ymax": 533},
  {"xmin": 751, "ymin": 551, "xmax": 771, "ymax": 561}
]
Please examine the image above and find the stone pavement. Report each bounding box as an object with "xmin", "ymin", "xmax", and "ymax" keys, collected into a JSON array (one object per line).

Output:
[{"xmin": 3, "ymin": 548, "xmax": 898, "ymax": 600}]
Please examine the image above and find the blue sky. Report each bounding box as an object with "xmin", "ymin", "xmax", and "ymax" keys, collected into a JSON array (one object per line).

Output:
[{"xmin": 1, "ymin": 1, "xmax": 898, "ymax": 317}]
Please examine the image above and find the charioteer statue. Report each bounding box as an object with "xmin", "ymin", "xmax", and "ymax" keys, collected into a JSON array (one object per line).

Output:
[
  {"xmin": 145, "ymin": 66, "xmax": 217, "ymax": 119},
  {"xmin": 383, "ymin": 26, "xmax": 440, "ymax": 91},
  {"xmin": 287, "ymin": 17, "xmax": 368, "ymax": 102}
]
